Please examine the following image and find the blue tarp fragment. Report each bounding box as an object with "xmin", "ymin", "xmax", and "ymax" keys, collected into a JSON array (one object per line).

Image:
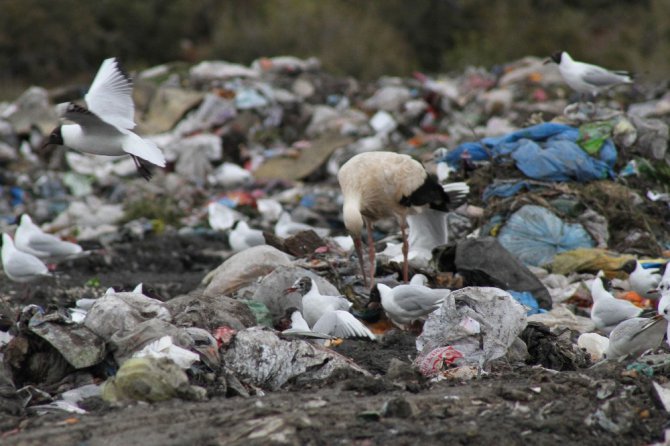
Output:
[
  {"xmin": 498, "ymin": 204, "xmax": 595, "ymax": 267},
  {"xmin": 482, "ymin": 180, "xmax": 539, "ymax": 201},
  {"xmin": 507, "ymin": 290, "xmax": 546, "ymax": 315},
  {"xmin": 442, "ymin": 123, "xmax": 616, "ymax": 182}
]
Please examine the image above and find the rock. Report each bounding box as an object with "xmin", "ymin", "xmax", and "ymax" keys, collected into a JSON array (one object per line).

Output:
[{"xmin": 381, "ymin": 397, "xmax": 415, "ymax": 418}]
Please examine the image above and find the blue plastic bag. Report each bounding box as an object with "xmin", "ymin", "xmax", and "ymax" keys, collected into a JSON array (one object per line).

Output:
[
  {"xmin": 507, "ymin": 290, "xmax": 546, "ymax": 315},
  {"xmin": 445, "ymin": 123, "xmax": 616, "ymax": 182},
  {"xmin": 498, "ymin": 204, "xmax": 594, "ymax": 266}
]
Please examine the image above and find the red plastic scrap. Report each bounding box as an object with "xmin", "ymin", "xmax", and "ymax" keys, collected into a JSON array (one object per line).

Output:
[
  {"xmin": 214, "ymin": 326, "xmax": 237, "ymax": 348},
  {"xmin": 418, "ymin": 346, "xmax": 464, "ymax": 378}
]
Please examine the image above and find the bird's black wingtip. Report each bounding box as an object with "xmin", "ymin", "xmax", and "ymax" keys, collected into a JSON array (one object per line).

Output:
[{"xmin": 112, "ymin": 58, "xmax": 133, "ymax": 86}]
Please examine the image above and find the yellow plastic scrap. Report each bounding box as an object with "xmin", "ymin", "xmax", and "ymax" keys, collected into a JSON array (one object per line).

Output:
[
  {"xmin": 102, "ymin": 357, "xmax": 206, "ymax": 403},
  {"xmin": 550, "ymin": 248, "xmax": 635, "ymax": 275}
]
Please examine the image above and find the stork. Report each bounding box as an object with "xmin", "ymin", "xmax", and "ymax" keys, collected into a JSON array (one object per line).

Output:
[{"xmin": 337, "ymin": 151, "xmax": 468, "ymax": 287}]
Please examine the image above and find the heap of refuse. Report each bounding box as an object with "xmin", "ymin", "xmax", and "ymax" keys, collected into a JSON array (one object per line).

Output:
[{"xmin": 1, "ymin": 54, "xmax": 670, "ymax": 417}]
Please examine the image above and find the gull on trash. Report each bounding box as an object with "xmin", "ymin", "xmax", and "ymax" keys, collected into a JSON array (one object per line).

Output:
[
  {"xmin": 1, "ymin": 233, "xmax": 51, "ymax": 283},
  {"xmin": 545, "ymin": 51, "xmax": 633, "ymax": 97},
  {"xmin": 43, "ymin": 57, "xmax": 166, "ymax": 180},
  {"xmin": 373, "ymin": 282, "xmax": 447, "ymax": 327},
  {"xmin": 620, "ymin": 259, "xmax": 661, "ymax": 299},
  {"xmin": 284, "ymin": 276, "xmax": 351, "ymax": 327},
  {"xmin": 15, "ymin": 214, "xmax": 83, "ymax": 262},
  {"xmin": 604, "ymin": 316, "xmax": 667, "ymax": 360},
  {"xmin": 590, "ymin": 271, "xmax": 642, "ymax": 334},
  {"xmin": 281, "ymin": 307, "xmax": 375, "ymax": 341},
  {"xmin": 337, "ymin": 151, "xmax": 468, "ymax": 287},
  {"xmin": 228, "ymin": 220, "xmax": 265, "ymax": 252}
]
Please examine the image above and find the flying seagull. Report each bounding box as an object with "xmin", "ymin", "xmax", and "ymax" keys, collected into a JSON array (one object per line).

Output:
[{"xmin": 43, "ymin": 58, "xmax": 166, "ymax": 180}]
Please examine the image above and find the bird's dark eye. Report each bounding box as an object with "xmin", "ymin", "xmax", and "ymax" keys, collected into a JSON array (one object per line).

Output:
[{"xmin": 664, "ymin": 308, "xmax": 669, "ymax": 315}]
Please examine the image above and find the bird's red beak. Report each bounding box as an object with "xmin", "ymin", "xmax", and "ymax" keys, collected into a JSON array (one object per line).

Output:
[
  {"xmin": 283, "ymin": 286, "xmax": 298, "ymax": 295},
  {"xmin": 648, "ymin": 289, "xmax": 660, "ymax": 296}
]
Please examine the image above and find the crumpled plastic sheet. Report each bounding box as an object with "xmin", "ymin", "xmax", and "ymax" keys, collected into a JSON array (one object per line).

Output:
[
  {"xmin": 416, "ymin": 287, "xmax": 527, "ymax": 369},
  {"xmin": 482, "ymin": 180, "xmax": 541, "ymax": 201},
  {"xmin": 445, "ymin": 123, "xmax": 616, "ymax": 182},
  {"xmin": 507, "ymin": 290, "xmax": 546, "ymax": 315},
  {"xmin": 84, "ymin": 292, "xmax": 171, "ymax": 341},
  {"xmin": 109, "ymin": 319, "xmax": 220, "ymax": 368},
  {"xmin": 222, "ymin": 327, "xmax": 369, "ymax": 391},
  {"xmin": 28, "ymin": 312, "xmax": 106, "ymax": 370},
  {"xmin": 202, "ymin": 245, "xmax": 293, "ymax": 298},
  {"xmin": 498, "ymin": 204, "xmax": 594, "ymax": 267},
  {"xmin": 132, "ymin": 335, "xmax": 201, "ymax": 369}
]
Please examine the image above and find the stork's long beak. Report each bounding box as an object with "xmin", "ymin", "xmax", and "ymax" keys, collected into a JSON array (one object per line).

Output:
[{"xmin": 283, "ymin": 286, "xmax": 298, "ymax": 295}]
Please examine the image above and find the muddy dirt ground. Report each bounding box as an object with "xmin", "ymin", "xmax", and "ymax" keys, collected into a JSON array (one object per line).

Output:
[{"xmin": 1, "ymin": 233, "xmax": 669, "ymax": 445}]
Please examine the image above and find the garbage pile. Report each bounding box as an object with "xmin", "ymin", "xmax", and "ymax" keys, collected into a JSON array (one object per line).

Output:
[{"xmin": 1, "ymin": 53, "xmax": 670, "ymax": 423}]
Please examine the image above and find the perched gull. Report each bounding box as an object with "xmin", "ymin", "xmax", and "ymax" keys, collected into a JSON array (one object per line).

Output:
[
  {"xmin": 620, "ymin": 259, "xmax": 661, "ymax": 299},
  {"xmin": 1, "ymin": 233, "xmax": 51, "ymax": 283},
  {"xmin": 43, "ymin": 58, "xmax": 166, "ymax": 180},
  {"xmin": 546, "ymin": 51, "xmax": 633, "ymax": 97},
  {"xmin": 284, "ymin": 276, "xmax": 351, "ymax": 327},
  {"xmin": 281, "ymin": 307, "xmax": 375, "ymax": 341},
  {"xmin": 590, "ymin": 271, "xmax": 642, "ymax": 334},
  {"xmin": 604, "ymin": 316, "xmax": 667, "ymax": 360},
  {"xmin": 228, "ymin": 221, "xmax": 265, "ymax": 252},
  {"xmin": 373, "ymin": 282, "xmax": 447, "ymax": 326},
  {"xmin": 14, "ymin": 214, "xmax": 83, "ymax": 262},
  {"xmin": 338, "ymin": 151, "xmax": 468, "ymax": 286},
  {"xmin": 274, "ymin": 212, "xmax": 330, "ymax": 239}
]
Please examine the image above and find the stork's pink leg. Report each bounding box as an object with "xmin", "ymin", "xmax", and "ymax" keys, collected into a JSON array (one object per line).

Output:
[
  {"xmin": 366, "ymin": 220, "xmax": 376, "ymax": 289},
  {"xmin": 400, "ymin": 223, "xmax": 409, "ymax": 283},
  {"xmin": 353, "ymin": 236, "xmax": 367, "ymax": 287}
]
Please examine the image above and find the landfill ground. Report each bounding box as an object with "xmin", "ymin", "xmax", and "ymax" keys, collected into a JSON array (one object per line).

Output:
[{"xmin": 1, "ymin": 233, "xmax": 668, "ymax": 446}]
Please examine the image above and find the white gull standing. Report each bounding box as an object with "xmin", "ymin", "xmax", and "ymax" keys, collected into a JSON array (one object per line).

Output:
[
  {"xmin": 15, "ymin": 214, "xmax": 83, "ymax": 262},
  {"xmin": 604, "ymin": 316, "xmax": 667, "ymax": 360},
  {"xmin": 43, "ymin": 58, "xmax": 166, "ymax": 180},
  {"xmin": 284, "ymin": 276, "xmax": 351, "ymax": 327},
  {"xmin": 590, "ymin": 271, "xmax": 642, "ymax": 334},
  {"xmin": 228, "ymin": 221, "xmax": 265, "ymax": 252},
  {"xmin": 546, "ymin": 51, "xmax": 633, "ymax": 97},
  {"xmin": 620, "ymin": 259, "xmax": 661, "ymax": 299},
  {"xmin": 1, "ymin": 233, "xmax": 51, "ymax": 283},
  {"xmin": 373, "ymin": 282, "xmax": 448, "ymax": 327}
]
